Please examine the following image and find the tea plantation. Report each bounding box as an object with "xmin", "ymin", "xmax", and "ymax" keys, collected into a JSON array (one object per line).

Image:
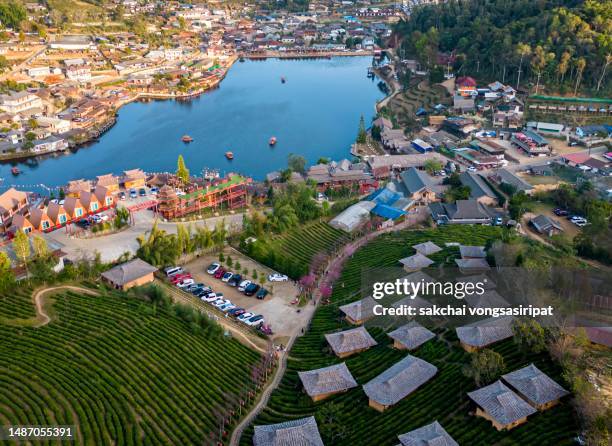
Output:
[{"xmin": 240, "ymin": 226, "xmax": 580, "ymax": 445}]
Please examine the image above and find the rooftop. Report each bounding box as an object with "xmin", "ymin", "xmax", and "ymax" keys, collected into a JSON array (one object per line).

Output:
[
  {"xmin": 388, "ymin": 321, "xmax": 436, "ymax": 350},
  {"xmin": 398, "ymin": 421, "xmax": 459, "ymax": 446},
  {"xmin": 101, "ymin": 258, "xmax": 157, "ymax": 286},
  {"xmin": 298, "ymin": 362, "xmax": 358, "ymax": 398},
  {"xmin": 253, "ymin": 416, "xmax": 324, "ymax": 446},
  {"xmin": 502, "ymin": 364, "xmax": 569, "ymax": 406},
  {"xmin": 338, "ymin": 296, "xmax": 377, "ymax": 322},
  {"xmin": 468, "ymin": 380, "xmax": 536, "ymax": 426},
  {"xmin": 325, "ymin": 326, "xmax": 378, "ymax": 356},
  {"xmin": 456, "ymin": 316, "xmax": 514, "ymax": 348},
  {"xmin": 412, "ymin": 241, "xmax": 442, "ymax": 256},
  {"xmin": 399, "ymin": 252, "xmax": 434, "ymax": 270}
]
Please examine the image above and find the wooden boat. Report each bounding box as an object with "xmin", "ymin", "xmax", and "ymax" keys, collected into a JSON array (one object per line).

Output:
[
  {"xmin": 181, "ymin": 135, "xmax": 194, "ymax": 143},
  {"xmin": 225, "ymin": 151, "xmax": 234, "ymax": 160},
  {"xmin": 281, "ymin": 76, "xmax": 286, "ymax": 83},
  {"xmin": 269, "ymin": 136, "xmax": 277, "ymax": 146},
  {"xmin": 11, "ymin": 167, "xmax": 20, "ymax": 175}
]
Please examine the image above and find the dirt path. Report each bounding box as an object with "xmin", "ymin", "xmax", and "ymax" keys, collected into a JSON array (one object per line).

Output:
[
  {"xmin": 33, "ymin": 286, "xmax": 100, "ymax": 327},
  {"xmin": 229, "ymin": 210, "xmax": 428, "ymax": 445}
]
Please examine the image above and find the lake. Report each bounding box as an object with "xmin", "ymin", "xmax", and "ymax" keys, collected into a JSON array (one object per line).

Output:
[{"xmin": 0, "ymin": 56, "xmax": 384, "ymax": 190}]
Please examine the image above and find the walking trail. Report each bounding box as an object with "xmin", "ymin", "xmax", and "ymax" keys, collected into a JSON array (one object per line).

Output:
[
  {"xmin": 34, "ymin": 285, "xmax": 99, "ymax": 327},
  {"xmin": 229, "ymin": 210, "xmax": 426, "ymax": 445}
]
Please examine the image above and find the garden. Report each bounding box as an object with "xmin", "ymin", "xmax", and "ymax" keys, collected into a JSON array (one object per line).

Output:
[{"xmin": 240, "ymin": 226, "xmax": 580, "ymax": 446}]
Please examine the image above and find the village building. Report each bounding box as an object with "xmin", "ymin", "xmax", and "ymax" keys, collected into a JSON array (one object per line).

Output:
[
  {"xmin": 122, "ymin": 169, "xmax": 147, "ymax": 189},
  {"xmin": 66, "ymin": 179, "xmax": 92, "ymax": 197},
  {"xmin": 502, "ymin": 364, "xmax": 569, "ymax": 411},
  {"xmin": 412, "ymin": 241, "xmax": 442, "ymax": 256},
  {"xmin": 338, "ymin": 296, "xmax": 377, "ymax": 325},
  {"xmin": 78, "ymin": 191, "xmax": 102, "ymax": 214},
  {"xmin": 0, "ymin": 188, "xmax": 30, "ymax": 232},
  {"xmin": 455, "ymin": 257, "xmax": 491, "ymax": 273},
  {"xmin": 325, "ymin": 326, "xmax": 378, "ymax": 358},
  {"xmin": 96, "ymin": 174, "xmax": 120, "ymax": 193},
  {"xmin": 28, "ymin": 207, "xmax": 54, "ymax": 232},
  {"xmin": 511, "ymin": 130, "xmax": 550, "ymax": 156},
  {"xmin": 0, "ymin": 91, "xmax": 43, "ymax": 115},
  {"xmin": 398, "ymin": 167, "xmax": 441, "ymax": 205},
  {"xmin": 530, "ymin": 214, "xmax": 563, "ymax": 236},
  {"xmin": 459, "ymin": 245, "xmax": 486, "ymax": 259},
  {"xmin": 366, "ymin": 153, "xmax": 447, "ymax": 179},
  {"xmin": 398, "ymin": 421, "xmax": 458, "ymax": 446},
  {"xmin": 46, "ymin": 202, "xmax": 69, "ymax": 229},
  {"xmin": 10, "ymin": 214, "xmax": 34, "ymax": 234},
  {"xmin": 459, "ymin": 171, "xmax": 497, "ymax": 206},
  {"xmin": 305, "ymin": 159, "xmax": 375, "ymax": 193},
  {"xmin": 63, "ymin": 197, "xmax": 86, "ymax": 221},
  {"xmin": 493, "ymin": 168, "xmax": 534, "ymax": 195},
  {"xmin": 298, "ymin": 362, "xmax": 358, "ymax": 402},
  {"xmin": 253, "ymin": 416, "xmax": 324, "ymax": 446},
  {"xmin": 101, "ymin": 258, "xmax": 157, "ymax": 291},
  {"xmin": 399, "ymin": 252, "xmax": 434, "ymax": 272},
  {"xmin": 464, "ymin": 289, "xmax": 510, "ymax": 309},
  {"xmin": 468, "ymin": 380, "xmax": 536, "ymax": 431},
  {"xmin": 388, "ymin": 321, "xmax": 436, "ymax": 350},
  {"xmin": 363, "ymin": 354, "xmax": 438, "ymax": 412},
  {"xmin": 429, "ymin": 200, "xmax": 495, "ymax": 225},
  {"xmin": 456, "ymin": 316, "xmax": 514, "ymax": 352},
  {"xmin": 328, "ymin": 200, "xmax": 375, "ymax": 232}
]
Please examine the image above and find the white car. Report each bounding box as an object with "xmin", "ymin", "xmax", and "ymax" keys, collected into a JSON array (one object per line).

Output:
[
  {"xmin": 202, "ymin": 293, "xmax": 220, "ymax": 303},
  {"xmin": 220, "ymin": 303, "xmax": 237, "ymax": 312},
  {"xmin": 91, "ymin": 215, "xmax": 102, "ymax": 224},
  {"xmin": 100, "ymin": 214, "xmax": 110, "ymax": 222},
  {"xmin": 207, "ymin": 263, "xmax": 221, "ymax": 274},
  {"xmin": 237, "ymin": 312, "xmax": 254, "ymax": 322},
  {"xmin": 165, "ymin": 266, "xmax": 182, "ymax": 276},
  {"xmin": 268, "ymin": 273, "xmax": 289, "ymax": 282},
  {"xmin": 243, "ymin": 315, "xmax": 264, "ymax": 327},
  {"xmin": 221, "ymin": 271, "xmax": 234, "ymax": 282},
  {"xmin": 213, "ymin": 299, "xmax": 231, "ymax": 308},
  {"xmin": 177, "ymin": 278, "xmax": 195, "ymax": 288},
  {"xmin": 238, "ymin": 280, "xmax": 252, "ymax": 292}
]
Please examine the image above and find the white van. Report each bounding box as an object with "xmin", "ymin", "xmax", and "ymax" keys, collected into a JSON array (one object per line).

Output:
[{"xmin": 165, "ymin": 266, "xmax": 183, "ymax": 277}]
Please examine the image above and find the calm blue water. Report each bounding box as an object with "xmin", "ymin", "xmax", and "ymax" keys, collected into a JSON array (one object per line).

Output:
[{"xmin": 0, "ymin": 57, "xmax": 383, "ymax": 190}]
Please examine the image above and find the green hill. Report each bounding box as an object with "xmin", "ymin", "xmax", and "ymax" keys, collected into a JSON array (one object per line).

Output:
[{"xmin": 0, "ymin": 284, "xmax": 261, "ymax": 445}]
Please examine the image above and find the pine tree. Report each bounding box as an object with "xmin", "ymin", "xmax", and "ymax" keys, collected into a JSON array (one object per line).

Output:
[
  {"xmin": 356, "ymin": 115, "xmax": 367, "ymax": 144},
  {"xmin": 176, "ymin": 155, "xmax": 190, "ymax": 184}
]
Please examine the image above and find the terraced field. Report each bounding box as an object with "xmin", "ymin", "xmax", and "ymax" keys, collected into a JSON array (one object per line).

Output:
[
  {"xmin": 0, "ymin": 285, "xmax": 261, "ymax": 445},
  {"xmin": 240, "ymin": 226, "xmax": 579, "ymax": 446},
  {"xmin": 387, "ymin": 80, "xmax": 451, "ymax": 130}
]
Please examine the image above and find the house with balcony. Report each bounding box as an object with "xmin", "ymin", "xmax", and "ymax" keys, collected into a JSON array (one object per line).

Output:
[
  {"xmin": 0, "ymin": 188, "xmax": 30, "ymax": 233},
  {"xmin": 0, "ymin": 91, "xmax": 43, "ymax": 115}
]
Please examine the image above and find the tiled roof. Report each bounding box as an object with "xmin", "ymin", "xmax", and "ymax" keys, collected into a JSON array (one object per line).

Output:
[
  {"xmin": 459, "ymin": 171, "xmax": 496, "ymax": 200},
  {"xmin": 502, "ymin": 364, "xmax": 569, "ymax": 406},
  {"xmin": 464, "ymin": 290, "xmax": 510, "ymax": 309},
  {"xmin": 388, "ymin": 321, "xmax": 435, "ymax": 350},
  {"xmin": 392, "ymin": 296, "xmax": 432, "ymax": 312},
  {"xmin": 253, "ymin": 416, "xmax": 324, "ymax": 446},
  {"xmin": 455, "ymin": 274, "xmax": 496, "ymax": 290},
  {"xmin": 455, "ymin": 258, "xmax": 490, "ymax": 271},
  {"xmin": 456, "ymin": 316, "xmax": 514, "ymax": 348},
  {"xmin": 338, "ymin": 296, "xmax": 377, "ymax": 322},
  {"xmin": 298, "ymin": 362, "xmax": 357, "ymax": 397},
  {"xmin": 101, "ymin": 258, "xmax": 157, "ymax": 286},
  {"xmin": 412, "ymin": 241, "xmax": 442, "ymax": 256},
  {"xmin": 468, "ymin": 380, "xmax": 536, "ymax": 426},
  {"xmin": 459, "ymin": 245, "xmax": 486, "ymax": 258},
  {"xmin": 399, "ymin": 252, "xmax": 434, "ymax": 269},
  {"xmin": 400, "ymin": 168, "xmax": 438, "ymax": 195},
  {"xmin": 398, "ymin": 421, "xmax": 458, "ymax": 446},
  {"xmin": 363, "ymin": 355, "xmax": 437, "ymax": 406},
  {"xmin": 325, "ymin": 326, "xmax": 377, "ymax": 356}
]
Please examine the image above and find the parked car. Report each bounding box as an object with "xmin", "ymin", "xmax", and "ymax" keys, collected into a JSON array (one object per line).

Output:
[
  {"xmin": 220, "ymin": 303, "xmax": 236, "ymax": 312},
  {"xmin": 129, "ymin": 189, "xmax": 137, "ymax": 199},
  {"xmin": 100, "ymin": 214, "xmax": 109, "ymax": 222},
  {"xmin": 207, "ymin": 263, "xmax": 221, "ymax": 274},
  {"xmin": 213, "ymin": 299, "xmax": 231, "ymax": 308},
  {"xmin": 244, "ymin": 283, "xmax": 261, "ymax": 296},
  {"xmin": 214, "ymin": 267, "xmax": 226, "ymax": 279},
  {"xmin": 150, "ymin": 187, "xmax": 159, "ymax": 196},
  {"xmin": 554, "ymin": 208, "xmax": 569, "ymax": 216},
  {"xmin": 468, "ymin": 166, "xmax": 478, "ymax": 172},
  {"xmin": 177, "ymin": 278, "xmax": 195, "ymax": 288},
  {"xmin": 494, "ymin": 217, "xmax": 503, "ymax": 226},
  {"xmin": 228, "ymin": 274, "xmax": 242, "ymax": 286},
  {"xmin": 164, "ymin": 266, "xmax": 182, "ymax": 276},
  {"xmin": 229, "ymin": 308, "xmax": 246, "ymax": 317},
  {"xmin": 75, "ymin": 219, "xmax": 90, "ymax": 229},
  {"xmin": 221, "ymin": 271, "xmax": 234, "ymax": 282},
  {"xmin": 244, "ymin": 315, "xmax": 264, "ymax": 327},
  {"xmin": 170, "ymin": 273, "xmax": 191, "ymax": 284},
  {"xmin": 202, "ymin": 293, "xmax": 220, "ymax": 303},
  {"xmin": 119, "ymin": 192, "xmax": 126, "ymax": 200},
  {"xmin": 268, "ymin": 273, "xmax": 289, "ymax": 282},
  {"xmin": 256, "ymin": 288, "xmax": 269, "ymax": 300},
  {"xmin": 139, "ymin": 188, "xmax": 147, "ymax": 197},
  {"xmin": 238, "ymin": 280, "xmax": 252, "ymax": 292},
  {"xmin": 237, "ymin": 312, "xmax": 254, "ymax": 322}
]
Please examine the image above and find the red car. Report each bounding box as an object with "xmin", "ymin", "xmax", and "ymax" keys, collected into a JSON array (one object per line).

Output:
[
  {"xmin": 170, "ymin": 273, "xmax": 191, "ymax": 284},
  {"xmin": 213, "ymin": 267, "xmax": 226, "ymax": 279}
]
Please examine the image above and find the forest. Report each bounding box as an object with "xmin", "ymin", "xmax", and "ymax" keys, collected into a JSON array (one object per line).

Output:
[{"xmin": 395, "ymin": 0, "xmax": 611, "ymax": 95}]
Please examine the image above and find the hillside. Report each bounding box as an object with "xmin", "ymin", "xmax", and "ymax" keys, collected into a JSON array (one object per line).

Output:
[
  {"xmin": 0, "ymin": 284, "xmax": 262, "ymax": 445},
  {"xmin": 395, "ymin": 0, "xmax": 611, "ymax": 95}
]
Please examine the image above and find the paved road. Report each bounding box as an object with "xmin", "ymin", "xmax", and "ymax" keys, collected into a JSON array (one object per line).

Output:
[{"xmin": 43, "ymin": 209, "xmax": 246, "ymax": 263}]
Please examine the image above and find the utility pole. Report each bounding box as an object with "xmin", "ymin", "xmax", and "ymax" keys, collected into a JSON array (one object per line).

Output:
[
  {"xmin": 535, "ymin": 72, "xmax": 541, "ymax": 95},
  {"xmin": 502, "ymin": 65, "xmax": 506, "ymax": 83}
]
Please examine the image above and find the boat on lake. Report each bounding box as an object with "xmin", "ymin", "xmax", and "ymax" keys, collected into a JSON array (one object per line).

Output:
[
  {"xmin": 269, "ymin": 136, "xmax": 277, "ymax": 146},
  {"xmin": 11, "ymin": 167, "xmax": 20, "ymax": 175},
  {"xmin": 181, "ymin": 135, "xmax": 194, "ymax": 143},
  {"xmin": 225, "ymin": 151, "xmax": 234, "ymax": 160},
  {"xmin": 281, "ymin": 76, "xmax": 286, "ymax": 83}
]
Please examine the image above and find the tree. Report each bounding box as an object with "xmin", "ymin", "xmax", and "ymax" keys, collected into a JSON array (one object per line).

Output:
[
  {"xmin": 12, "ymin": 229, "xmax": 30, "ymax": 272},
  {"xmin": 0, "ymin": 1, "xmax": 26, "ymax": 30},
  {"xmin": 356, "ymin": 115, "xmax": 367, "ymax": 144},
  {"xmin": 508, "ymin": 191, "xmax": 530, "ymax": 220},
  {"xmin": 515, "ymin": 43, "xmax": 531, "ymax": 90},
  {"xmin": 0, "ymin": 251, "xmax": 14, "ymax": 292},
  {"xmin": 574, "ymin": 57, "xmax": 587, "ymax": 95},
  {"xmin": 424, "ymin": 159, "xmax": 443, "ymax": 175},
  {"xmin": 32, "ymin": 235, "xmax": 48, "ymax": 259},
  {"xmin": 176, "ymin": 154, "xmax": 189, "ymax": 183},
  {"xmin": 463, "ymin": 349, "xmax": 505, "ymax": 386},
  {"xmin": 512, "ymin": 319, "xmax": 546, "ymax": 353},
  {"xmin": 287, "ymin": 153, "xmax": 306, "ymax": 174}
]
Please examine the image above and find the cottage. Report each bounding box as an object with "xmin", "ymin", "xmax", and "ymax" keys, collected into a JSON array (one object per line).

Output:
[
  {"xmin": 455, "ymin": 258, "xmax": 491, "ymax": 273},
  {"xmin": 0, "ymin": 188, "xmax": 30, "ymax": 232},
  {"xmin": 468, "ymin": 380, "xmax": 536, "ymax": 430},
  {"xmin": 459, "ymin": 245, "xmax": 486, "ymax": 259},
  {"xmin": 502, "ymin": 364, "xmax": 569, "ymax": 411},
  {"xmin": 79, "ymin": 191, "xmax": 102, "ymax": 214},
  {"xmin": 325, "ymin": 326, "xmax": 378, "ymax": 358},
  {"xmin": 412, "ymin": 241, "xmax": 442, "ymax": 256},
  {"xmin": 459, "ymin": 171, "xmax": 497, "ymax": 206},
  {"xmin": 0, "ymin": 91, "xmax": 43, "ymax": 114},
  {"xmin": 398, "ymin": 421, "xmax": 458, "ymax": 446},
  {"xmin": 298, "ymin": 362, "xmax": 358, "ymax": 401},
  {"xmin": 429, "ymin": 200, "xmax": 494, "ymax": 225},
  {"xmin": 96, "ymin": 174, "xmax": 119, "ymax": 193},
  {"xmin": 363, "ymin": 354, "xmax": 438, "ymax": 412},
  {"xmin": 494, "ymin": 169, "xmax": 534, "ymax": 195},
  {"xmin": 399, "ymin": 252, "xmax": 434, "ymax": 272},
  {"xmin": 253, "ymin": 416, "xmax": 324, "ymax": 446},
  {"xmin": 338, "ymin": 296, "xmax": 376, "ymax": 325},
  {"xmin": 46, "ymin": 202, "xmax": 68, "ymax": 228},
  {"xmin": 399, "ymin": 168, "xmax": 440, "ymax": 205},
  {"xmin": 101, "ymin": 258, "xmax": 157, "ymax": 291},
  {"xmin": 66, "ymin": 179, "xmax": 92, "ymax": 197},
  {"xmin": 456, "ymin": 316, "xmax": 514, "ymax": 352},
  {"xmin": 28, "ymin": 207, "xmax": 54, "ymax": 232},
  {"xmin": 464, "ymin": 290, "xmax": 510, "ymax": 309},
  {"xmin": 122, "ymin": 168, "xmax": 147, "ymax": 189},
  {"xmin": 530, "ymin": 214, "xmax": 563, "ymax": 236},
  {"xmin": 63, "ymin": 197, "xmax": 86, "ymax": 220},
  {"xmin": 94, "ymin": 185, "xmax": 115, "ymax": 208},
  {"xmin": 10, "ymin": 214, "xmax": 34, "ymax": 234},
  {"xmin": 388, "ymin": 321, "xmax": 435, "ymax": 350}
]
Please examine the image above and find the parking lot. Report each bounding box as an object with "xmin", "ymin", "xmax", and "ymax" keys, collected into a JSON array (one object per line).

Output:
[{"xmin": 169, "ymin": 249, "xmax": 313, "ymax": 342}]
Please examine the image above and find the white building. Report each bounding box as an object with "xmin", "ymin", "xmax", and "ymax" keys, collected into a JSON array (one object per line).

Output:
[{"xmin": 0, "ymin": 91, "xmax": 43, "ymax": 114}]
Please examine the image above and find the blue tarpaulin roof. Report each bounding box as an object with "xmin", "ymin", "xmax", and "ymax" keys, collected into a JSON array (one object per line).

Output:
[
  {"xmin": 368, "ymin": 188, "xmax": 402, "ymax": 206},
  {"xmin": 371, "ymin": 204, "xmax": 406, "ymax": 220}
]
